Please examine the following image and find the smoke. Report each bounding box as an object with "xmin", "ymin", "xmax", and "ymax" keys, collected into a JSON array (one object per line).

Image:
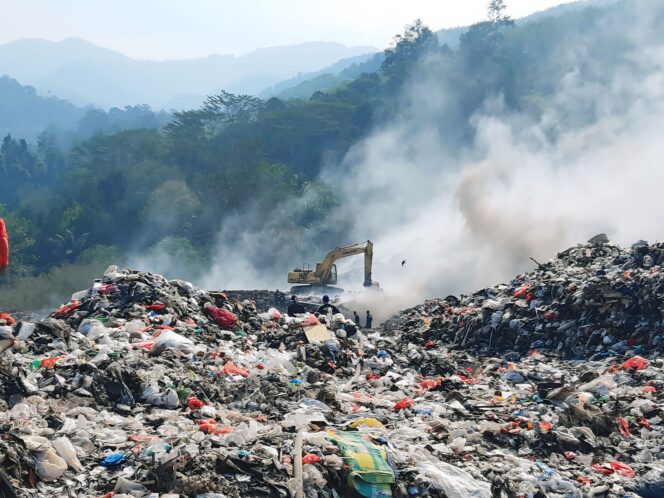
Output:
[{"xmin": 199, "ymin": 0, "xmax": 664, "ymax": 322}]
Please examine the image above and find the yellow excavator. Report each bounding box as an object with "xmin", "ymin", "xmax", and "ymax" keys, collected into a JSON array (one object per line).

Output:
[{"xmin": 288, "ymin": 240, "xmax": 378, "ymax": 294}]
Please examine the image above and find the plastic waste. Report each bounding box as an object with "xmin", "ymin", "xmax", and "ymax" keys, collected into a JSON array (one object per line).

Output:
[
  {"xmin": 100, "ymin": 453, "xmax": 127, "ymax": 467},
  {"xmin": 417, "ymin": 462, "xmax": 491, "ymax": 498},
  {"xmin": 52, "ymin": 437, "xmax": 83, "ymax": 472},
  {"xmin": 34, "ymin": 448, "xmax": 68, "ymax": 482}
]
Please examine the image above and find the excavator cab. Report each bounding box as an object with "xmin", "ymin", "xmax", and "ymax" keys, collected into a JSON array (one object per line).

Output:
[{"xmin": 315, "ymin": 263, "xmax": 337, "ymax": 285}]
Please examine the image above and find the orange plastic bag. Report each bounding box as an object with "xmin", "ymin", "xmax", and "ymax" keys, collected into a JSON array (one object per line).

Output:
[
  {"xmin": 0, "ymin": 312, "xmax": 16, "ymax": 324},
  {"xmin": 196, "ymin": 419, "xmax": 235, "ymax": 435},
  {"xmin": 222, "ymin": 361, "xmax": 250, "ymax": 378}
]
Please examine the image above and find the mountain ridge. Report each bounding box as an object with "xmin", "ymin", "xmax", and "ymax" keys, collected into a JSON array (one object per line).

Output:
[{"xmin": 0, "ymin": 38, "xmax": 376, "ymax": 109}]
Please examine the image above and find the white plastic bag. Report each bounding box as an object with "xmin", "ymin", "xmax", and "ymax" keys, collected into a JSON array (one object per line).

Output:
[
  {"xmin": 52, "ymin": 436, "xmax": 84, "ymax": 472},
  {"xmin": 34, "ymin": 448, "xmax": 68, "ymax": 482},
  {"xmin": 152, "ymin": 330, "xmax": 200, "ymax": 355},
  {"xmin": 418, "ymin": 462, "xmax": 491, "ymax": 498}
]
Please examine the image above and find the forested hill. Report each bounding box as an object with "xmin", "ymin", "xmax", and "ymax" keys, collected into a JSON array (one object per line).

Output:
[
  {"xmin": 0, "ymin": 76, "xmax": 83, "ymax": 139},
  {"xmin": 0, "ymin": 0, "xmax": 658, "ymax": 307},
  {"xmin": 0, "ymin": 75, "xmax": 172, "ymax": 143}
]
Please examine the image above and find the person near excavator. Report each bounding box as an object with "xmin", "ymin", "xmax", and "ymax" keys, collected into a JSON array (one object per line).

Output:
[
  {"xmin": 316, "ymin": 294, "xmax": 339, "ymax": 315},
  {"xmin": 287, "ymin": 295, "xmax": 305, "ymax": 317},
  {"xmin": 365, "ymin": 310, "xmax": 373, "ymax": 329}
]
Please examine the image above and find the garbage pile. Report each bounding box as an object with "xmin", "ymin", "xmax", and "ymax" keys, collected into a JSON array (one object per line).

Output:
[
  {"xmin": 385, "ymin": 240, "xmax": 664, "ymax": 359},
  {"xmin": 0, "ymin": 246, "xmax": 662, "ymax": 498}
]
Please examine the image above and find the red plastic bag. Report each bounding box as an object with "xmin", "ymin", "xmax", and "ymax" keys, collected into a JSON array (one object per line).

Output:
[
  {"xmin": 302, "ymin": 454, "xmax": 321, "ymax": 465},
  {"xmin": 592, "ymin": 461, "xmax": 635, "ymax": 478},
  {"xmin": 393, "ymin": 398, "xmax": 414, "ymax": 411},
  {"xmin": 0, "ymin": 218, "xmax": 8, "ymax": 273},
  {"xmin": 53, "ymin": 300, "xmax": 80, "ymax": 318},
  {"xmin": 622, "ymin": 356, "xmax": 648, "ymax": 370},
  {"xmin": 40, "ymin": 356, "xmax": 65, "ymax": 369},
  {"xmin": 0, "ymin": 312, "xmax": 16, "ymax": 324},
  {"xmin": 302, "ymin": 314, "xmax": 320, "ymax": 327},
  {"xmin": 187, "ymin": 396, "xmax": 205, "ymax": 410},
  {"xmin": 207, "ymin": 307, "xmax": 237, "ymax": 329},
  {"xmin": 513, "ymin": 285, "xmax": 530, "ymax": 299},
  {"xmin": 616, "ymin": 417, "xmax": 631, "ymax": 436},
  {"xmin": 610, "ymin": 461, "xmax": 635, "ymax": 478}
]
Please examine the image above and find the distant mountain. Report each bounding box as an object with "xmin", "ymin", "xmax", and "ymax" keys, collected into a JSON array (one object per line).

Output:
[
  {"xmin": 260, "ymin": 52, "xmax": 382, "ymax": 99},
  {"xmin": 0, "ymin": 38, "xmax": 376, "ymax": 109},
  {"xmin": 0, "ymin": 75, "xmax": 85, "ymax": 139}
]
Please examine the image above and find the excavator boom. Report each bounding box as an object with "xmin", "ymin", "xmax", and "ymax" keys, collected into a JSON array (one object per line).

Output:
[{"xmin": 288, "ymin": 240, "xmax": 375, "ymax": 291}]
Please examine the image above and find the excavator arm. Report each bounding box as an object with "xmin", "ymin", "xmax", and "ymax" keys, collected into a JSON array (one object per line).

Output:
[{"xmin": 316, "ymin": 240, "xmax": 373, "ymax": 286}]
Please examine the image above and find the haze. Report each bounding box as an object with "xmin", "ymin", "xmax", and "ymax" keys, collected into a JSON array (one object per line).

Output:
[{"xmin": 2, "ymin": 0, "xmax": 578, "ymax": 59}]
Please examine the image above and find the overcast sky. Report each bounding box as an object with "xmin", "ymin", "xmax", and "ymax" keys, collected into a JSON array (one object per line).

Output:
[{"xmin": 1, "ymin": 0, "xmax": 578, "ymax": 60}]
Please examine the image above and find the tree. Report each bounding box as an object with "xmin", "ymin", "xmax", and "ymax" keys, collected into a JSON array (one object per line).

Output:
[
  {"xmin": 47, "ymin": 229, "xmax": 89, "ymax": 263},
  {"xmin": 381, "ymin": 20, "xmax": 439, "ymax": 84},
  {"xmin": 487, "ymin": 0, "xmax": 514, "ymax": 52},
  {"xmin": 165, "ymin": 91, "xmax": 264, "ymax": 141}
]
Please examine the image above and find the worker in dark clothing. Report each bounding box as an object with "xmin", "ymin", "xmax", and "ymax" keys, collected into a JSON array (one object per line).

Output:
[
  {"xmin": 365, "ymin": 310, "xmax": 373, "ymax": 329},
  {"xmin": 287, "ymin": 295, "xmax": 305, "ymax": 317},
  {"xmin": 274, "ymin": 289, "xmax": 286, "ymax": 307},
  {"xmin": 316, "ymin": 294, "xmax": 339, "ymax": 315},
  {"xmin": 353, "ymin": 311, "xmax": 361, "ymax": 326}
]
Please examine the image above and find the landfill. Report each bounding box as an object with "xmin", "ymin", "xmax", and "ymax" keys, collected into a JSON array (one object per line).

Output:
[{"xmin": 0, "ymin": 239, "xmax": 663, "ymax": 498}]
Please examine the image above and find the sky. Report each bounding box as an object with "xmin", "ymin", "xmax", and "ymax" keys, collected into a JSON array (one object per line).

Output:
[{"xmin": 0, "ymin": 0, "xmax": 579, "ymax": 60}]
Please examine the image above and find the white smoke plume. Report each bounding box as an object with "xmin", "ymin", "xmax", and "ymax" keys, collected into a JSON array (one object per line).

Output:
[{"xmin": 200, "ymin": 1, "xmax": 664, "ymax": 322}]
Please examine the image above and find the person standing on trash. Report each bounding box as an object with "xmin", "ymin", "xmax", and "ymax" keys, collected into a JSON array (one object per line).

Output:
[
  {"xmin": 316, "ymin": 294, "xmax": 339, "ymax": 315},
  {"xmin": 274, "ymin": 289, "xmax": 285, "ymax": 307},
  {"xmin": 366, "ymin": 310, "xmax": 373, "ymax": 329},
  {"xmin": 353, "ymin": 311, "xmax": 361, "ymax": 326},
  {"xmin": 287, "ymin": 295, "xmax": 305, "ymax": 317},
  {"xmin": 0, "ymin": 218, "xmax": 8, "ymax": 274}
]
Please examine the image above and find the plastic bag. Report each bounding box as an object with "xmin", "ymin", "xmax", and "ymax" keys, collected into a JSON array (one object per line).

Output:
[
  {"xmin": 302, "ymin": 314, "xmax": 320, "ymax": 327},
  {"xmin": 34, "ymin": 449, "xmax": 68, "ymax": 482},
  {"xmin": 143, "ymin": 386, "xmax": 179, "ymax": 408},
  {"xmin": 206, "ymin": 307, "xmax": 237, "ymax": 328},
  {"xmin": 152, "ymin": 330, "xmax": 199, "ymax": 355},
  {"xmin": 52, "ymin": 437, "xmax": 83, "ymax": 472},
  {"xmin": 266, "ymin": 307, "xmax": 282, "ymax": 321},
  {"xmin": 623, "ymin": 356, "xmax": 648, "ymax": 370},
  {"xmin": 222, "ymin": 361, "xmax": 250, "ymax": 378},
  {"xmin": 418, "ymin": 462, "xmax": 491, "ymax": 498},
  {"xmin": 114, "ymin": 477, "xmax": 149, "ymax": 496}
]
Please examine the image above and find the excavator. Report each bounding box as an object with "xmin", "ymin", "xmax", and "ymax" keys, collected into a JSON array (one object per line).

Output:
[{"xmin": 288, "ymin": 240, "xmax": 378, "ymax": 295}]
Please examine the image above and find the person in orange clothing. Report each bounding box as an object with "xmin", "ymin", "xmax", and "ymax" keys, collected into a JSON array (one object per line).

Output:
[
  {"xmin": 0, "ymin": 217, "xmax": 17, "ymax": 353},
  {"xmin": 0, "ymin": 218, "xmax": 8, "ymax": 274}
]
